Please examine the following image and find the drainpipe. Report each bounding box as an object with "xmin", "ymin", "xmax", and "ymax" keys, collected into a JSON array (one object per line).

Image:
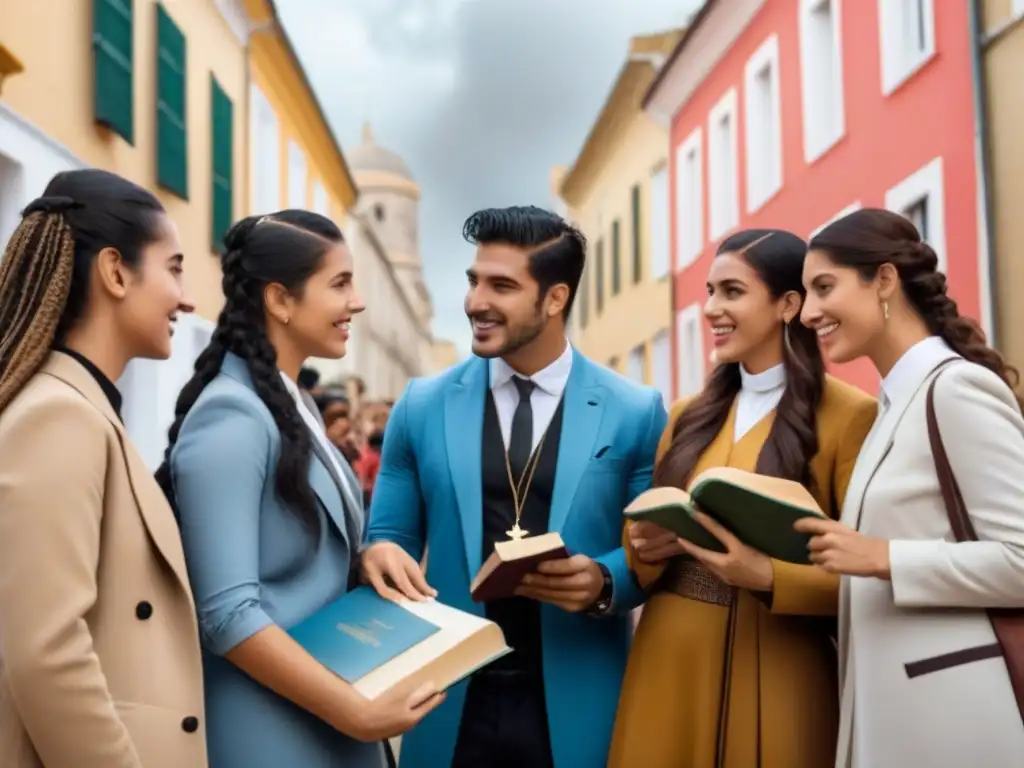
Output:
[{"xmin": 968, "ymin": 0, "xmax": 998, "ymax": 345}]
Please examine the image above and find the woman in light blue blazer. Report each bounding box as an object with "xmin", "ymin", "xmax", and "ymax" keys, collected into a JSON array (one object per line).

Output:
[{"xmin": 155, "ymin": 211, "xmax": 444, "ymax": 768}]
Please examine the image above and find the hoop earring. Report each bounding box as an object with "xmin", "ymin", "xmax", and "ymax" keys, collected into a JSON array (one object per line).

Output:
[{"xmin": 882, "ymin": 301, "xmax": 890, "ymax": 321}]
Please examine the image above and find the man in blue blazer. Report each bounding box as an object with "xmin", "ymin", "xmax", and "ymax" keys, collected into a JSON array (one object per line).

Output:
[{"xmin": 362, "ymin": 206, "xmax": 668, "ymax": 768}]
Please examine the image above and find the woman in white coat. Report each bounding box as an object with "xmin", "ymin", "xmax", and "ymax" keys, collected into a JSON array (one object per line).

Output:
[{"xmin": 794, "ymin": 207, "xmax": 1024, "ymax": 768}]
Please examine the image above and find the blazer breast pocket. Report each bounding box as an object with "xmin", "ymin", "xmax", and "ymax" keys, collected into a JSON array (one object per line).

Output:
[{"xmin": 588, "ymin": 453, "xmax": 627, "ymax": 475}]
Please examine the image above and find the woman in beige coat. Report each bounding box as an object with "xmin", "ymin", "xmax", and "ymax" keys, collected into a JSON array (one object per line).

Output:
[
  {"xmin": 0, "ymin": 169, "xmax": 206, "ymax": 768},
  {"xmin": 796, "ymin": 207, "xmax": 1024, "ymax": 767}
]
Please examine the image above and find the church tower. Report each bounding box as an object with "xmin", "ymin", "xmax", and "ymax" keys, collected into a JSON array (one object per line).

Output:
[{"xmin": 347, "ymin": 123, "xmax": 433, "ymax": 327}]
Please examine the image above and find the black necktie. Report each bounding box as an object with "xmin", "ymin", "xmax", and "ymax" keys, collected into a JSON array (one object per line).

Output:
[{"xmin": 509, "ymin": 377, "xmax": 536, "ymax": 480}]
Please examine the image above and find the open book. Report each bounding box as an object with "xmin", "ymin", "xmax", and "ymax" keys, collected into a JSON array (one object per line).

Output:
[
  {"xmin": 470, "ymin": 532, "xmax": 568, "ymax": 602},
  {"xmin": 624, "ymin": 466, "xmax": 826, "ymax": 564},
  {"xmin": 288, "ymin": 587, "xmax": 511, "ymax": 700}
]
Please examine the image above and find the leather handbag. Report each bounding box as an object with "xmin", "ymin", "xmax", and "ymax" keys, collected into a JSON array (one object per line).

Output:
[{"xmin": 926, "ymin": 360, "xmax": 1024, "ymax": 724}]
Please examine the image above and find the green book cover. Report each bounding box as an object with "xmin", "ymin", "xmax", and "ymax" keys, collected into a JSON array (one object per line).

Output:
[{"xmin": 624, "ymin": 467, "xmax": 826, "ymax": 565}]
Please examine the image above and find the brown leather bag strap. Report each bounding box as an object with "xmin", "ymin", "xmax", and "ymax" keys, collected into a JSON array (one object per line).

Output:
[
  {"xmin": 925, "ymin": 358, "xmax": 977, "ymax": 543},
  {"xmin": 924, "ymin": 357, "xmax": 1024, "ymax": 725}
]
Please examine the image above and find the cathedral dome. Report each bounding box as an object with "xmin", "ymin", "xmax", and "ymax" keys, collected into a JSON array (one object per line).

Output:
[{"xmin": 348, "ymin": 122, "xmax": 415, "ymax": 183}]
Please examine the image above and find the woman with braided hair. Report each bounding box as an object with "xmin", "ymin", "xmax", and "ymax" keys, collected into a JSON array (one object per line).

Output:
[
  {"xmin": 159, "ymin": 210, "xmax": 443, "ymax": 768},
  {"xmin": 796, "ymin": 207, "xmax": 1024, "ymax": 766},
  {"xmin": 0, "ymin": 169, "xmax": 205, "ymax": 768}
]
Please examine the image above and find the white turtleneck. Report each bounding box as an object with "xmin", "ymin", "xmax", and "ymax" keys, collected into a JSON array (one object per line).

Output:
[{"xmin": 734, "ymin": 363, "xmax": 787, "ymax": 441}]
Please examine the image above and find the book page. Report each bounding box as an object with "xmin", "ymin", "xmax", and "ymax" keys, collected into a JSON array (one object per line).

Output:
[{"xmin": 355, "ymin": 599, "xmax": 505, "ymax": 699}]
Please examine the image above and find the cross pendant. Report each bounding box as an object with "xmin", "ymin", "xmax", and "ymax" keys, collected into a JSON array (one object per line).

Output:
[{"xmin": 506, "ymin": 523, "xmax": 529, "ymax": 541}]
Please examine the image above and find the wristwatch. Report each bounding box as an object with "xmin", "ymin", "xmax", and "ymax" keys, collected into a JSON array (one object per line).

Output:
[{"xmin": 585, "ymin": 563, "xmax": 614, "ymax": 616}]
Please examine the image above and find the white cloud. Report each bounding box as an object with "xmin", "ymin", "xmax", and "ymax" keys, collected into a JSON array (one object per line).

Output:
[{"xmin": 278, "ymin": 0, "xmax": 700, "ymax": 354}]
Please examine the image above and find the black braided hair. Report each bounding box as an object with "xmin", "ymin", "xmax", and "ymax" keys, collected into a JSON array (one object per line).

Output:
[{"xmin": 155, "ymin": 210, "xmax": 345, "ymax": 531}]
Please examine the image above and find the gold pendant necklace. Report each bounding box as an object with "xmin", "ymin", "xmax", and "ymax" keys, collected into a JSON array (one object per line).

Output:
[{"xmin": 504, "ymin": 429, "xmax": 549, "ymax": 540}]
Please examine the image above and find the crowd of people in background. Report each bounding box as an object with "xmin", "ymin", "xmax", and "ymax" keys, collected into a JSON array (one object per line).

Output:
[{"xmin": 298, "ymin": 366, "xmax": 392, "ymax": 505}]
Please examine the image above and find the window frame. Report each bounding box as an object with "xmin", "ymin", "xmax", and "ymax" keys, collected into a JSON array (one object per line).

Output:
[
  {"xmin": 884, "ymin": 156, "xmax": 946, "ymax": 271},
  {"xmin": 707, "ymin": 88, "xmax": 739, "ymax": 242},
  {"xmin": 676, "ymin": 302, "xmax": 705, "ymax": 398},
  {"xmin": 675, "ymin": 127, "xmax": 704, "ymax": 270},
  {"xmin": 799, "ymin": 0, "xmax": 846, "ymax": 163},
  {"xmin": 743, "ymin": 34, "xmax": 783, "ymax": 213},
  {"xmin": 286, "ymin": 140, "xmax": 307, "ymax": 209},
  {"xmin": 877, "ymin": 0, "xmax": 936, "ymax": 96}
]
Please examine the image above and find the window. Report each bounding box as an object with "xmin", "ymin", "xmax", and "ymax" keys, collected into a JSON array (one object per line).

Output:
[
  {"xmin": 675, "ymin": 128, "xmax": 703, "ymax": 269},
  {"xmin": 676, "ymin": 303, "xmax": 704, "ymax": 397},
  {"xmin": 312, "ymin": 181, "xmax": 329, "ymax": 217},
  {"xmin": 93, "ymin": 0, "xmax": 134, "ymax": 143},
  {"xmin": 611, "ymin": 219, "xmax": 622, "ymax": 295},
  {"xmin": 287, "ymin": 140, "xmax": 307, "ymax": 209},
  {"xmin": 649, "ymin": 165, "xmax": 670, "ymax": 280},
  {"xmin": 707, "ymin": 89, "xmax": 738, "ymax": 241},
  {"xmin": 156, "ymin": 4, "xmax": 188, "ymax": 199},
  {"xmin": 578, "ymin": 261, "xmax": 590, "ymax": 329},
  {"xmin": 884, "ymin": 156, "xmax": 945, "ymax": 271},
  {"xmin": 595, "ymin": 238, "xmax": 605, "ymax": 315},
  {"xmin": 626, "ymin": 344, "xmax": 646, "ymax": 383},
  {"xmin": 744, "ymin": 35, "xmax": 782, "ymax": 212},
  {"xmin": 210, "ymin": 76, "xmax": 233, "ymax": 251},
  {"xmin": 878, "ymin": 0, "xmax": 935, "ymax": 95},
  {"xmin": 631, "ymin": 185, "xmax": 642, "ymax": 284},
  {"xmin": 249, "ymin": 84, "xmax": 280, "ymax": 213},
  {"xmin": 651, "ymin": 329, "xmax": 672, "ymax": 407},
  {"xmin": 810, "ymin": 201, "xmax": 861, "ymax": 239},
  {"xmin": 799, "ymin": 0, "xmax": 845, "ymax": 162}
]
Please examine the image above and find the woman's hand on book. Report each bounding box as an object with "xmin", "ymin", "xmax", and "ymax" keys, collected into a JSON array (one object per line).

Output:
[
  {"xmin": 361, "ymin": 542, "xmax": 437, "ymax": 602},
  {"xmin": 349, "ymin": 680, "xmax": 446, "ymax": 741},
  {"xmin": 629, "ymin": 521, "xmax": 687, "ymax": 563},
  {"xmin": 794, "ymin": 517, "xmax": 891, "ymax": 579},
  {"xmin": 677, "ymin": 511, "xmax": 775, "ymax": 592}
]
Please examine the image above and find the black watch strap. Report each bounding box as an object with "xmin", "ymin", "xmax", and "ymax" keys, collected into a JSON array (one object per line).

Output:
[{"xmin": 586, "ymin": 563, "xmax": 614, "ymax": 615}]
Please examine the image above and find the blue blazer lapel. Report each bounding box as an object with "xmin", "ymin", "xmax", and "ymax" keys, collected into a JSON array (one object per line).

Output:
[
  {"xmin": 444, "ymin": 359, "xmax": 487, "ymax": 578},
  {"xmin": 549, "ymin": 352, "xmax": 603, "ymax": 534}
]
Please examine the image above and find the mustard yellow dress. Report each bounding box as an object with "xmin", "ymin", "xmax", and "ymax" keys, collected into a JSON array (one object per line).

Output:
[{"xmin": 608, "ymin": 376, "xmax": 877, "ymax": 768}]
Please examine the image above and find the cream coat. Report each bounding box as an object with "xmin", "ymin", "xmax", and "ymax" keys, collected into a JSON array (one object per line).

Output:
[
  {"xmin": 0, "ymin": 352, "xmax": 207, "ymax": 768},
  {"xmin": 837, "ymin": 345, "xmax": 1024, "ymax": 768}
]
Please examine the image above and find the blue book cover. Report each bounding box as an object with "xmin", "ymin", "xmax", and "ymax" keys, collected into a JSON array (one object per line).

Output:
[{"xmin": 288, "ymin": 587, "xmax": 441, "ymax": 683}]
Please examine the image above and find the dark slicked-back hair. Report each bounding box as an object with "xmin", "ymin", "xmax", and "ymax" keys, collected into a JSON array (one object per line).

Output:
[{"xmin": 462, "ymin": 205, "xmax": 587, "ymax": 318}]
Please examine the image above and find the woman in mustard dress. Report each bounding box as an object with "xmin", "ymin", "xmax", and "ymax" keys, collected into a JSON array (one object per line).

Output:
[{"xmin": 608, "ymin": 229, "xmax": 877, "ymax": 768}]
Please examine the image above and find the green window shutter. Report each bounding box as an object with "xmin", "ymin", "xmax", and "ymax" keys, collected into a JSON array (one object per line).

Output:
[
  {"xmin": 156, "ymin": 4, "xmax": 187, "ymax": 199},
  {"xmin": 611, "ymin": 219, "xmax": 621, "ymax": 295},
  {"xmin": 93, "ymin": 0, "xmax": 134, "ymax": 143},
  {"xmin": 595, "ymin": 238, "xmax": 605, "ymax": 315},
  {"xmin": 210, "ymin": 76, "xmax": 233, "ymax": 251},
  {"xmin": 631, "ymin": 184, "xmax": 642, "ymax": 284}
]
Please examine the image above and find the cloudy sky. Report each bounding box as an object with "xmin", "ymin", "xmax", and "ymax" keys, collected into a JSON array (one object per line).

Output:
[{"xmin": 278, "ymin": 0, "xmax": 702, "ymax": 354}]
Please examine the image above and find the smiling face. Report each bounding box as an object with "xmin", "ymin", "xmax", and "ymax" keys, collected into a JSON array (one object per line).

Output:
[
  {"xmin": 801, "ymin": 248, "xmax": 886, "ymax": 363},
  {"xmin": 118, "ymin": 213, "xmax": 194, "ymax": 360},
  {"xmin": 280, "ymin": 241, "xmax": 364, "ymax": 360},
  {"xmin": 464, "ymin": 243, "xmax": 562, "ymax": 359},
  {"xmin": 704, "ymin": 252, "xmax": 794, "ymax": 370}
]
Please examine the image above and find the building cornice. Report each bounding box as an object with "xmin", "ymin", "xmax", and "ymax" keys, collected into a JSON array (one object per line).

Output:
[
  {"xmin": 246, "ymin": 0, "xmax": 359, "ymax": 210},
  {"xmin": 643, "ymin": 0, "xmax": 764, "ymax": 124}
]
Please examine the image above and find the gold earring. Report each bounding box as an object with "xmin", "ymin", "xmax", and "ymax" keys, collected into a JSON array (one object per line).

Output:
[{"xmin": 883, "ymin": 301, "xmax": 890, "ymax": 321}]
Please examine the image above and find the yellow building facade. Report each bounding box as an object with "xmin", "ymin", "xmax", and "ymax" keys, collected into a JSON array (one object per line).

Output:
[
  {"xmin": 980, "ymin": 0, "xmax": 1024, "ymax": 368},
  {"xmin": 557, "ymin": 30, "xmax": 681, "ymax": 403},
  {"xmin": 243, "ymin": 0, "xmax": 357, "ymax": 224},
  {"xmin": 0, "ymin": 0, "xmax": 252, "ymax": 322}
]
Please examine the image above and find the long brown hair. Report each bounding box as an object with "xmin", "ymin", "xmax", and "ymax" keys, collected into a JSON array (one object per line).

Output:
[
  {"xmin": 655, "ymin": 229, "xmax": 825, "ymax": 491},
  {"xmin": 809, "ymin": 208, "xmax": 1020, "ymax": 406}
]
